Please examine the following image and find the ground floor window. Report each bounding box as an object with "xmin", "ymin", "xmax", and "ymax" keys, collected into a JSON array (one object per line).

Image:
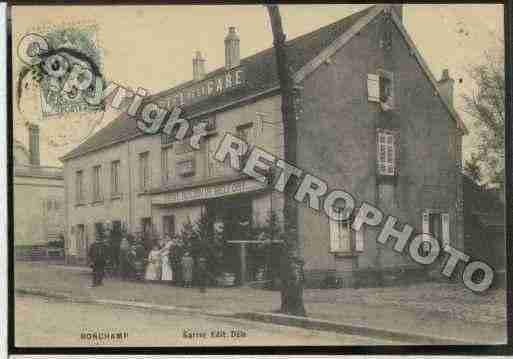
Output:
[
  {"xmin": 329, "ymin": 215, "xmax": 364, "ymax": 255},
  {"xmin": 422, "ymin": 210, "xmax": 450, "ymax": 251},
  {"xmin": 75, "ymin": 224, "xmax": 87, "ymax": 257}
]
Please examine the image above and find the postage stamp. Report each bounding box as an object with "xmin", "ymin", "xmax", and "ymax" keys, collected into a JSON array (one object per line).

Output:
[{"xmin": 9, "ymin": 3, "xmax": 508, "ymax": 353}]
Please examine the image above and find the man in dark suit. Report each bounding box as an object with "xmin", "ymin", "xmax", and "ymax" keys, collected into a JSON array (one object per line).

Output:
[{"xmin": 88, "ymin": 235, "xmax": 107, "ymax": 287}]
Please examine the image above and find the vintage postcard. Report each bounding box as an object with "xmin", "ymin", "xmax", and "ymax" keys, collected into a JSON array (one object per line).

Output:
[{"xmin": 10, "ymin": 3, "xmax": 508, "ymax": 351}]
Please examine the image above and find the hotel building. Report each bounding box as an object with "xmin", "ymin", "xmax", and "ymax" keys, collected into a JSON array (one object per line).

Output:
[{"xmin": 61, "ymin": 5, "xmax": 467, "ymax": 285}]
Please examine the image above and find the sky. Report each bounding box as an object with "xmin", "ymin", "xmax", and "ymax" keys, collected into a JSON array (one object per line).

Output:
[{"xmin": 11, "ymin": 4, "xmax": 504, "ymax": 166}]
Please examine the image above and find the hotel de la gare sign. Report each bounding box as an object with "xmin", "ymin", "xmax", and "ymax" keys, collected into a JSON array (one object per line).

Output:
[{"xmin": 164, "ymin": 67, "xmax": 246, "ymax": 108}]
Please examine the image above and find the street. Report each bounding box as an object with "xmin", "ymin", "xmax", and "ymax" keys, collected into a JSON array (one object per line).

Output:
[{"xmin": 15, "ymin": 295, "xmax": 398, "ymax": 347}]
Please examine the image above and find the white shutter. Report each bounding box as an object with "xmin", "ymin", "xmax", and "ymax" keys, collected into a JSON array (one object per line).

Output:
[
  {"xmin": 355, "ymin": 228, "xmax": 364, "ymax": 252},
  {"xmin": 441, "ymin": 213, "xmax": 450, "ymax": 247},
  {"xmin": 329, "ymin": 219, "xmax": 340, "ymax": 252},
  {"xmin": 253, "ymin": 113, "xmax": 264, "ymax": 138},
  {"xmin": 377, "ymin": 132, "xmax": 396, "ymax": 176},
  {"xmin": 330, "ymin": 219, "xmax": 351, "ymax": 253},
  {"xmin": 386, "ymin": 133, "xmax": 395, "ymax": 175},
  {"xmin": 422, "ymin": 210, "xmax": 430, "ymax": 235},
  {"xmin": 377, "ymin": 133, "xmax": 386, "ymax": 175},
  {"xmin": 367, "ymin": 74, "xmax": 380, "ymax": 102}
]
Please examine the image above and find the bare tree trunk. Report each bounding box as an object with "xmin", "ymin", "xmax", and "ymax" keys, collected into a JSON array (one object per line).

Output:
[{"xmin": 265, "ymin": 4, "xmax": 306, "ymax": 317}]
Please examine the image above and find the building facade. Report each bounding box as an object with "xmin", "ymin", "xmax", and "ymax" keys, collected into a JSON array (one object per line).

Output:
[
  {"xmin": 14, "ymin": 124, "xmax": 65, "ymax": 259},
  {"xmin": 62, "ymin": 5, "xmax": 467, "ymax": 285}
]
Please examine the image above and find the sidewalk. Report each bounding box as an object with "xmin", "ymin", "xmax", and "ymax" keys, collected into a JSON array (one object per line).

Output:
[{"xmin": 14, "ymin": 261, "xmax": 506, "ymax": 344}]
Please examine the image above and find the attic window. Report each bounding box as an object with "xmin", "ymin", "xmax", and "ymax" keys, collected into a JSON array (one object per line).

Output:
[{"xmin": 367, "ymin": 70, "xmax": 395, "ymax": 110}]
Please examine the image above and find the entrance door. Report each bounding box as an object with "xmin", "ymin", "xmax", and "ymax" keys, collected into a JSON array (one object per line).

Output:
[
  {"xmin": 162, "ymin": 215, "xmax": 175, "ymax": 237},
  {"xmin": 207, "ymin": 195, "xmax": 252, "ymax": 284}
]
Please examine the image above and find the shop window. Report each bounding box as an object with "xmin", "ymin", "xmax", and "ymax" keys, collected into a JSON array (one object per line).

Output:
[{"xmin": 377, "ymin": 131, "xmax": 397, "ymax": 176}]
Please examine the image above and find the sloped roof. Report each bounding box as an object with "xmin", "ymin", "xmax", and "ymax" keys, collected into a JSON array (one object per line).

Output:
[{"xmin": 61, "ymin": 5, "xmax": 376, "ymax": 161}]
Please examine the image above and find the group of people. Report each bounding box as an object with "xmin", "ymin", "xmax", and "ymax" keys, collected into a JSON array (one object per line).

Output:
[
  {"xmin": 138, "ymin": 234, "xmax": 193, "ymax": 286},
  {"xmin": 88, "ymin": 230, "xmax": 195, "ymax": 288}
]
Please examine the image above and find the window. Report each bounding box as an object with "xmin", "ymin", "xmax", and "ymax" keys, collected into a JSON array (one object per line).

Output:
[
  {"xmin": 236, "ymin": 123, "xmax": 253, "ymax": 142},
  {"xmin": 253, "ymin": 113, "xmax": 265, "ymax": 138},
  {"xmin": 75, "ymin": 170, "xmax": 84, "ymax": 203},
  {"xmin": 162, "ymin": 215, "xmax": 175, "ymax": 237},
  {"xmin": 75, "ymin": 224, "xmax": 87, "ymax": 257},
  {"xmin": 139, "ymin": 152, "xmax": 150, "ymax": 190},
  {"xmin": 111, "ymin": 160, "xmax": 120, "ymax": 196},
  {"xmin": 367, "ymin": 71, "xmax": 395, "ymax": 110},
  {"xmin": 177, "ymin": 158, "xmax": 195, "ymax": 177},
  {"xmin": 28, "ymin": 124, "xmax": 40, "ymax": 165},
  {"xmin": 329, "ymin": 210, "xmax": 364, "ymax": 254},
  {"xmin": 161, "ymin": 147, "xmax": 173, "ymax": 184},
  {"xmin": 92, "ymin": 165, "xmax": 102, "ymax": 201},
  {"xmin": 422, "ymin": 210, "xmax": 450, "ymax": 248},
  {"xmin": 205, "ymin": 116, "xmax": 216, "ymax": 131},
  {"xmin": 377, "ymin": 131, "xmax": 396, "ymax": 176},
  {"xmin": 95, "ymin": 222, "xmax": 104, "ymax": 241}
]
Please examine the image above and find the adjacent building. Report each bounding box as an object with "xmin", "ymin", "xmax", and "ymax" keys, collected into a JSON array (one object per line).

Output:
[
  {"xmin": 61, "ymin": 5, "xmax": 467, "ymax": 285},
  {"xmin": 14, "ymin": 124, "xmax": 65, "ymax": 259}
]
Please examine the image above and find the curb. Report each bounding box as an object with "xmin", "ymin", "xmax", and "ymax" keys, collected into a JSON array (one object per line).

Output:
[
  {"xmin": 231, "ymin": 312, "xmax": 473, "ymax": 345},
  {"xmin": 15, "ymin": 287, "xmax": 473, "ymax": 345}
]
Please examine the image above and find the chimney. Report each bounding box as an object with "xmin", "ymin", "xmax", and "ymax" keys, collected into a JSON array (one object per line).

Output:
[
  {"xmin": 224, "ymin": 26, "xmax": 240, "ymax": 69},
  {"xmin": 28, "ymin": 123, "xmax": 40, "ymax": 166},
  {"xmin": 390, "ymin": 4, "xmax": 403, "ymax": 22},
  {"xmin": 438, "ymin": 69, "xmax": 455, "ymax": 108},
  {"xmin": 192, "ymin": 51, "xmax": 206, "ymax": 81}
]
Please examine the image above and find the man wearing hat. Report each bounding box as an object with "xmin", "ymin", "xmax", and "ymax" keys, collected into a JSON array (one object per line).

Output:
[{"xmin": 88, "ymin": 228, "xmax": 107, "ymax": 287}]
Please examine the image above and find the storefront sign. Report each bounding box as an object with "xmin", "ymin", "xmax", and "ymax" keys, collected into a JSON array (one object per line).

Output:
[
  {"xmin": 164, "ymin": 67, "xmax": 245, "ymax": 108},
  {"xmin": 154, "ymin": 179, "xmax": 265, "ymax": 205}
]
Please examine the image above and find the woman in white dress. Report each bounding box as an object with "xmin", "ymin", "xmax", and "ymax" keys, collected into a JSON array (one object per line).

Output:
[
  {"xmin": 145, "ymin": 244, "xmax": 161, "ymax": 281},
  {"xmin": 160, "ymin": 235, "xmax": 174, "ymax": 283}
]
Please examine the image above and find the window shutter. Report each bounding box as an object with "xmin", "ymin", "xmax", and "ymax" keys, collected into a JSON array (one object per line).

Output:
[
  {"xmin": 377, "ymin": 132, "xmax": 396, "ymax": 176},
  {"xmin": 340, "ymin": 223, "xmax": 351, "ymax": 252},
  {"xmin": 441, "ymin": 213, "xmax": 450, "ymax": 247},
  {"xmin": 422, "ymin": 210, "xmax": 430, "ymax": 235},
  {"xmin": 355, "ymin": 228, "xmax": 364, "ymax": 252},
  {"xmin": 386, "ymin": 134, "xmax": 395, "ymax": 175},
  {"xmin": 367, "ymin": 74, "xmax": 380, "ymax": 102},
  {"xmin": 253, "ymin": 113, "xmax": 265, "ymax": 138},
  {"xmin": 329, "ymin": 219, "xmax": 341, "ymax": 252}
]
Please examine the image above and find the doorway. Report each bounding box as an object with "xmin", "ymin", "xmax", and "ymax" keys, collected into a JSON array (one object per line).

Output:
[{"xmin": 207, "ymin": 195, "xmax": 251, "ymax": 283}]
